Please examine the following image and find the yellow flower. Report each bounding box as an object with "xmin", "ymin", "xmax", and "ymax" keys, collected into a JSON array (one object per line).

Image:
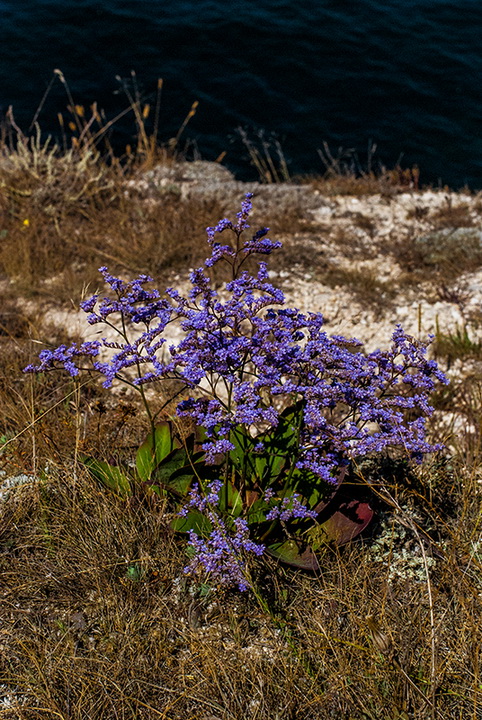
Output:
[{"xmin": 22, "ymin": 218, "xmax": 30, "ymax": 227}]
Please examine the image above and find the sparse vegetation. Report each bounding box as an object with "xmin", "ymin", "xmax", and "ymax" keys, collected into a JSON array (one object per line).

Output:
[
  {"xmin": 307, "ymin": 141, "xmax": 421, "ymax": 197},
  {"xmin": 322, "ymin": 265, "xmax": 397, "ymax": 306},
  {"xmin": 428, "ymin": 197, "xmax": 476, "ymax": 230},
  {"xmin": 433, "ymin": 322, "xmax": 482, "ymax": 366}
]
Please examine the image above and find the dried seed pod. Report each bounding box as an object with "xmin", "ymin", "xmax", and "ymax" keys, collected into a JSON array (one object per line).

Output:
[{"xmin": 365, "ymin": 615, "xmax": 392, "ymax": 655}]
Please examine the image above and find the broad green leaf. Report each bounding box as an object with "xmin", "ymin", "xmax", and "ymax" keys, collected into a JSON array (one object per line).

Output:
[
  {"xmin": 254, "ymin": 454, "xmax": 267, "ymax": 480},
  {"xmin": 254, "ymin": 403, "xmax": 302, "ymax": 476},
  {"xmin": 83, "ymin": 457, "xmax": 132, "ymax": 498},
  {"xmin": 218, "ymin": 482, "xmax": 243, "ymax": 517},
  {"xmin": 182, "ymin": 432, "xmax": 197, "ymax": 456},
  {"xmin": 267, "ymin": 453, "xmax": 286, "ymax": 480},
  {"xmin": 171, "ymin": 511, "xmax": 213, "ymax": 535},
  {"xmin": 286, "ymin": 468, "xmax": 325, "ymax": 506},
  {"xmin": 246, "ymin": 497, "xmax": 271, "ymax": 526},
  {"xmin": 152, "ymin": 447, "xmax": 189, "ymax": 485},
  {"xmin": 288, "ymin": 466, "xmax": 345, "ymax": 513},
  {"xmin": 136, "ymin": 441, "xmax": 156, "ymax": 482},
  {"xmin": 229, "ymin": 426, "xmax": 253, "ymax": 471},
  {"xmin": 267, "ymin": 539, "xmax": 319, "ymax": 571},
  {"xmin": 136, "ymin": 422, "xmax": 178, "ymax": 481},
  {"xmin": 162, "ymin": 468, "xmax": 194, "ymax": 496}
]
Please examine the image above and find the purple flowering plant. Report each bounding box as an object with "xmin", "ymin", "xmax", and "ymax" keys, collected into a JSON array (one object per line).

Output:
[{"xmin": 25, "ymin": 193, "xmax": 447, "ymax": 592}]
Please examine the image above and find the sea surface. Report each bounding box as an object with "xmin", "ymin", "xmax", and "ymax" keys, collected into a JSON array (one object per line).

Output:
[{"xmin": 1, "ymin": 0, "xmax": 482, "ymax": 187}]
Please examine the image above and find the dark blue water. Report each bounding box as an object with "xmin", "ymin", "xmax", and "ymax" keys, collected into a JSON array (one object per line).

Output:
[{"xmin": 1, "ymin": 0, "xmax": 482, "ymax": 187}]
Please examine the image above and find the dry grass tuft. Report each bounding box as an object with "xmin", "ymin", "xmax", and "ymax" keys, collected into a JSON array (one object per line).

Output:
[
  {"xmin": 304, "ymin": 142, "xmax": 421, "ymax": 197},
  {"xmin": 391, "ymin": 226, "xmax": 482, "ymax": 288},
  {"xmin": 428, "ymin": 198, "xmax": 476, "ymax": 230},
  {"xmin": 319, "ymin": 265, "xmax": 397, "ymax": 307},
  {"xmin": 0, "ymin": 71, "xmax": 232, "ymax": 302}
]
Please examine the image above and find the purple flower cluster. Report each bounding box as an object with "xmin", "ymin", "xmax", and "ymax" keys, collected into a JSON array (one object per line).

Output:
[
  {"xmin": 25, "ymin": 193, "xmax": 448, "ymax": 591},
  {"xmin": 168, "ymin": 269, "xmax": 446, "ymax": 476},
  {"xmin": 80, "ymin": 267, "xmax": 171, "ymax": 326},
  {"xmin": 25, "ymin": 269, "xmax": 173, "ymax": 389},
  {"xmin": 24, "ymin": 341, "xmax": 101, "ymax": 376},
  {"xmin": 266, "ymin": 493, "xmax": 319, "ymax": 522},
  {"xmin": 205, "ymin": 192, "xmax": 281, "ymax": 269},
  {"xmin": 180, "ymin": 477, "xmax": 264, "ymax": 591},
  {"xmin": 179, "ymin": 479, "xmax": 224, "ymax": 515},
  {"xmin": 186, "ymin": 517, "xmax": 265, "ymax": 592}
]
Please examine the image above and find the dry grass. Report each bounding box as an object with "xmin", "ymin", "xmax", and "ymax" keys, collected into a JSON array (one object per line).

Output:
[
  {"xmin": 0, "ymin": 71, "xmax": 236, "ymax": 303},
  {"xmin": 428, "ymin": 198, "xmax": 476, "ymax": 230},
  {"xmin": 307, "ymin": 171, "xmax": 412, "ymax": 198},
  {"xmin": 0, "ymin": 140, "xmax": 229, "ymax": 301},
  {"xmin": 389, "ymin": 224, "xmax": 482, "ymax": 289},
  {"xmin": 303, "ymin": 141, "xmax": 421, "ymax": 197},
  {"xmin": 1, "ymin": 434, "xmax": 482, "ymax": 719},
  {"xmin": 0, "ymin": 140, "xmax": 308, "ymax": 306},
  {"xmin": 385, "ymin": 192, "xmax": 482, "ymax": 292},
  {"xmin": 310, "ymin": 264, "xmax": 396, "ymax": 308}
]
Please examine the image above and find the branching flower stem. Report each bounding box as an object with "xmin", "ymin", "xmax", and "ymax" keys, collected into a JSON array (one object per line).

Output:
[{"xmin": 25, "ymin": 193, "xmax": 448, "ymax": 593}]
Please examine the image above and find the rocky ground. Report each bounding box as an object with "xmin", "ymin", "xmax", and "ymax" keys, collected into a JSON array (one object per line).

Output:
[
  {"xmin": 43, "ymin": 163, "xmax": 481, "ymax": 335},
  {"xmin": 89, "ymin": 161, "xmax": 482, "ymax": 346}
]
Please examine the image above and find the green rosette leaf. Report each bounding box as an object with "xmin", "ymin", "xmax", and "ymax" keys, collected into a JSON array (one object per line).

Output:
[
  {"xmin": 171, "ymin": 510, "xmax": 213, "ymax": 535},
  {"xmin": 82, "ymin": 457, "xmax": 132, "ymax": 498},
  {"xmin": 136, "ymin": 422, "xmax": 178, "ymax": 481}
]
